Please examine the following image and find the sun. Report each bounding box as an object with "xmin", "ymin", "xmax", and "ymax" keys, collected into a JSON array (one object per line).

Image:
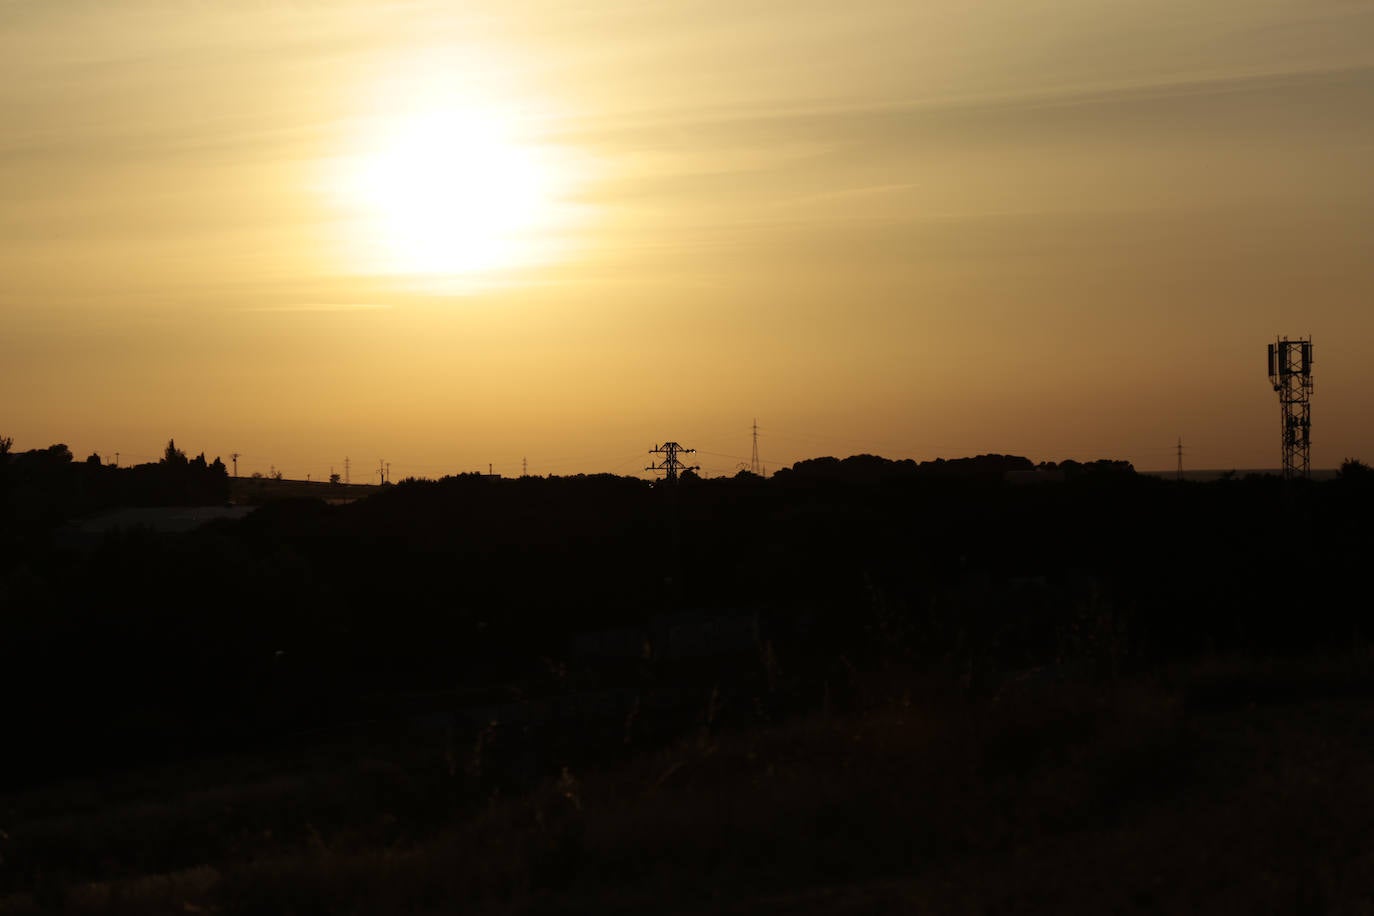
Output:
[{"xmin": 335, "ymin": 106, "xmax": 571, "ymax": 283}]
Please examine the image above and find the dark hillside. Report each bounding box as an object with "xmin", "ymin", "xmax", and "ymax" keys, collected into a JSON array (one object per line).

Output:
[
  {"xmin": 3, "ymin": 451, "xmax": 1370, "ymax": 784},
  {"xmin": 4, "ymin": 449, "xmax": 1374, "ymax": 911}
]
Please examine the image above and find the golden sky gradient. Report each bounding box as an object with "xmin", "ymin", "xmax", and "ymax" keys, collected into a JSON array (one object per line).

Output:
[{"xmin": 4, "ymin": 1, "xmax": 1373, "ymax": 479}]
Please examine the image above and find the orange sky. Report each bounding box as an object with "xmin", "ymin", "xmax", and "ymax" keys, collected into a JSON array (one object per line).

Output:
[{"xmin": 3, "ymin": 1, "xmax": 1373, "ymax": 480}]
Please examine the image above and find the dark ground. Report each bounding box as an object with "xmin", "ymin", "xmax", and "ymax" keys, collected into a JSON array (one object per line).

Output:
[
  {"xmin": 4, "ymin": 656, "xmax": 1374, "ymax": 914},
  {"xmin": 2, "ymin": 449, "xmax": 1372, "ymax": 912}
]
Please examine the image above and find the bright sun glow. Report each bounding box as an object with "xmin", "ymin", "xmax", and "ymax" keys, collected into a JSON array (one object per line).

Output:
[{"xmin": 337, "ymin": 106, "xmax": 572, "ymax": 283}]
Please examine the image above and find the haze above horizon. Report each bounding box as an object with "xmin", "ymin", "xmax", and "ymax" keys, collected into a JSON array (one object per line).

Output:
[{"xmin": 4, "ymin": 1, "xmax": 1373, "ymax": 480}]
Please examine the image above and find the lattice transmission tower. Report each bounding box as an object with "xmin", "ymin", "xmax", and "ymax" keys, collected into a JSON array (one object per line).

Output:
[
  {"xmin": 646, "ymin": 441, "xmax": 699, "ymax": 483},
  {"xmin": 1267, "ymin": 336, "xmax": 1314, "ymax": 480},
  {"xmin": 751, "ymin": 419, "xmax": 765, "ymax": 477}
]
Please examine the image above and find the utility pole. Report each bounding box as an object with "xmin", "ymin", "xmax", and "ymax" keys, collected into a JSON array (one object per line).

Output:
[
  {"xmin": 522, "ymin": 456, "xmax": 527, "ymax": 477},
  {"xmin": 114, "ymin": 451, "xmax": 120, "ymax": 468},
  {"xmin": 646, "ymin": 441, "xmax": 700, "ymax": 484},
  {"xmin": 344, "ymin": 456, "xmax": 350, "ymax": 485},
  {"xmin": 1176, "ymin": 437, "xmax": 1183, "ymax": 482},
  {"xmin": 230, "ymin": 452, "xmax": 239, "ymax": 477},
  {"xmin": 751, "ymin": 419, "xmax": 764, "ymax": 477},
  {"xmin": 378, "ymin": 458, "xmax": 385, "ymax": 485},
  {"xmin": 385, "ymin": 462, "xmax": 390, "ymax": 484}
]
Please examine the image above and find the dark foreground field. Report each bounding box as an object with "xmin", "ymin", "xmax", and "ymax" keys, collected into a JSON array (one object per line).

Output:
[
  {"xmin": 4, "ymin": 654, "xmax": 1374, "ymax": 915},
  {"xmin": 5, "ymin": 451, "xmax": 1374, "ymax": 912}
]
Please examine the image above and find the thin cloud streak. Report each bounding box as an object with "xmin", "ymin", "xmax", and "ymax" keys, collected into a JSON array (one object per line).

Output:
[{"xmin": 235, "ymin": 303, "xmax": 392, "ymax": 313}]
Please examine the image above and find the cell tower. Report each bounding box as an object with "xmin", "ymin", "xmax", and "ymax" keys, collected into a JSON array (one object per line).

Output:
[
  {"xmin": 646, "ymin": 441, "xmax": 699, "ymax": 483},
  {"xmin": 751, "ymin": 419, "xmax": 765, "ymax": 477},
  {"xmin": 1267, "ymin": 336, "xmax": 1313, "ymax": 480}
]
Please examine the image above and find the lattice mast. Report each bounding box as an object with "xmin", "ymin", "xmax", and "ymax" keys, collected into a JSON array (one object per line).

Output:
[
  {"xmin": 646, "ymin": 441, "xmax": 699, "ymax": 483},
  {"xmin": 751, "ymin": 419, "xmax": 765, "ymax": 477},
  {"xmin": 1268, "ymin": 337, "xmax": 1314, "ymax": 480}
]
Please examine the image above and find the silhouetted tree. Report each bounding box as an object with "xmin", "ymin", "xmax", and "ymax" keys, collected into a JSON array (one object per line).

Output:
[
  {"xmin": 163, "ymin": 439, "xmax": 187, "ymax": 467},
  {"xmin": 18, "ymin": 443, "xmax": 73, "ymax": 469},
  {"xmin": 1339, "ymin": 458, "xmax": 1372, "ymax": 480}
]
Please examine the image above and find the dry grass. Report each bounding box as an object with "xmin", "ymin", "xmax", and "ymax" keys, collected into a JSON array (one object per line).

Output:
[{"xmin": 5, "ymin": 657, "xmax": 1374, "ymax": 914}]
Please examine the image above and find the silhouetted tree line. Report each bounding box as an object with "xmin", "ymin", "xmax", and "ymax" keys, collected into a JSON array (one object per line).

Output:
[
  {"xmin": 0, "ymin": 438, "xmax": 228, "ymax": 529},
  {"xmin": 2, "ymin": 449, "xmax": 1372, "ymax": 785},
  {"xmin": 769, "ymin": 453, "xmax": 1134, "ymax": 485}
]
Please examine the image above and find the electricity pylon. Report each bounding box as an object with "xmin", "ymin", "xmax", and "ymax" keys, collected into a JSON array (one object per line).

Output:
[
  {"xmin": 751, "ymin": 419, "xmax": 764, "ymax": 477},
  {"xmin": 646, "ymin": 441, "xmax": 699, "ymax": 483}
]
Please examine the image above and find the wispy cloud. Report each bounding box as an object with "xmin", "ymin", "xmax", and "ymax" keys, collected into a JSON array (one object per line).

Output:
[{"xmin": 236, "ymin": 303, "xmax": 392, "ymax": 313}]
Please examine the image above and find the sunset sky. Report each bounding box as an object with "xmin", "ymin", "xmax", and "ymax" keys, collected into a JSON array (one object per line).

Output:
[{"xmin": 4, "ymin": 1, "xmax": 1372, "ymax": 480}]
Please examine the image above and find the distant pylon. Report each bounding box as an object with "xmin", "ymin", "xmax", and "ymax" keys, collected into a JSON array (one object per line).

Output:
[
  {"xmin": 1268, "ymin": 336, "xmax": 1314, "ymax": 480},
  {"xmin": 231, "ymin": 452, "xmax": 239, "ymax": 477},
  {"xmin": 344, "ymin": 456, "xmax": 350, "ymax": 485},
  {"xmin": 646, "ymin": 441, "xmax": 700, "ymax": 483},
  {"xmin": 1176, "ymin": 437, "xmax": 1183, "ymax": 481},
  {"xmin": 751, "ymin": 419, "xmax": 764, "ymax": 477}
]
